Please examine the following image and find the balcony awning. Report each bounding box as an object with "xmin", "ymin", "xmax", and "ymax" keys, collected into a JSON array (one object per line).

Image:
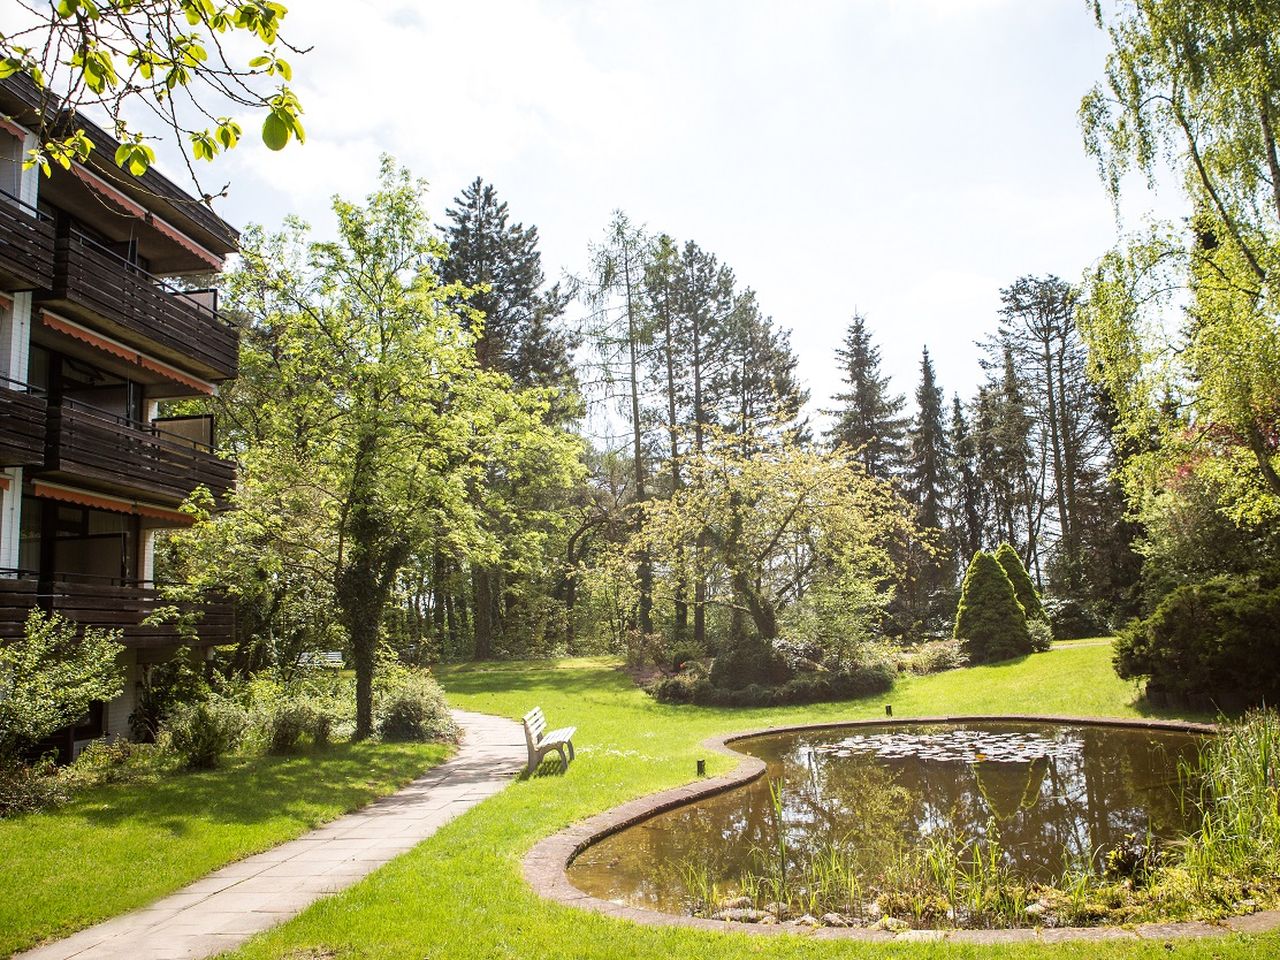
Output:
[
  {"xmin": 70, "ymin": 163, "xmax": 223, "ymax": 270},
  {"xmin": 32, "ymin": 481, "xmax": 193, "ymax": 525},
  {"xmin": 0, "ymin": 118, "xmax": 28, "ymax": 141},
  {"xmin": 40, "ymin": 310, "xmax": 215, "ymax": 396}
]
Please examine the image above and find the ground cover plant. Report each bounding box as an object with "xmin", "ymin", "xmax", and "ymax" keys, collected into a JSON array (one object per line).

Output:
[
  {"xmin": 0, "ymin": 739, "xmax": 452, "ymax": 956},
  {"xmin": 220, "ymin": 647, "xmax": 1279, "ymax": 960}
]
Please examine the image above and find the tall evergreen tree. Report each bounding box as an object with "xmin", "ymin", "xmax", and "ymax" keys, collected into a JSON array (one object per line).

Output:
[
  {"xmin": 441, "ymin": 178, "xmax": 581, "ymax": 658},
  {"xmin": 906, "ymin": 347, "xmax": 950, "ymax": 530},
  {"xmin": 948, "ymin": 394, "xmax": 984, "ymax": 563},
  {"xmin": 826, "ymin": 314, "xmax": 907, "ymax": 478}
]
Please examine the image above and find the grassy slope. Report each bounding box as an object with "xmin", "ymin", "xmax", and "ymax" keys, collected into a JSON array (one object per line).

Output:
[
  {"xmin": 0, "ymin": 740, "xmax": 451, "ymax": 956},
  {"xmin": 224, "ymin": 647, "xmax": 1276, "ymax": 960}
]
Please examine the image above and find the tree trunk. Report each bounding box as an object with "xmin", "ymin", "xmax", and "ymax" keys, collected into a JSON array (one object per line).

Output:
[{"xmin": 623, "ymin": 245, "xmax": 653, "ymax": 635}]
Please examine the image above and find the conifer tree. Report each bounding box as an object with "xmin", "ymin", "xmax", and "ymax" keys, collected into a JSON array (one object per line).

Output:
[
  {"xmin": 994, "ymin": 541, "xmax": 1045, "ymax": 621},
  {"xmin": 948, "ymin": 394, "xmax": 984, "ymax": 563},
  {"xmin": 907, "ymin": 347, "xmax": 950, "ymax": 529},
  {"xmin": 953, "ymin": 551, "xmax": 1032, "ymax": 663},
  {"xmin": 826, "ymin": 314, "xmax": 907, "ymax": 478}
]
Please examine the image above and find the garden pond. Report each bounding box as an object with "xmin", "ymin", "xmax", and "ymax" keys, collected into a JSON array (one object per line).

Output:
[{"xmin": 568, "ymin": 721, "xmax": 1206, "ymax": 919}]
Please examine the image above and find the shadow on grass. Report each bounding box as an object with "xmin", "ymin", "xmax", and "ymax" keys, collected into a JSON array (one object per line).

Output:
[{"xmin": 73, "ymin": 741, "xmax": 444, "ymax": 831}]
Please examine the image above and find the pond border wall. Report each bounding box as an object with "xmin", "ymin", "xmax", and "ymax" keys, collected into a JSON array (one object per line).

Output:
[{"xmin": 522, "ymin": 714, "xmax": 1280, "ymax": 944}]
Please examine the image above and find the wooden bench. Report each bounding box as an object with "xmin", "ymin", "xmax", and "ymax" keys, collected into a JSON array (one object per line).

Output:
[{"xmin": 522, "ymin": 707, "xmax": 576, "ymax": 774}]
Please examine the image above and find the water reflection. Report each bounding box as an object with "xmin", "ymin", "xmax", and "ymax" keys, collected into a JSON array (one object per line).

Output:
[{"xmin": 568, "ymin": 722, "xmax": 1202, "ymax": 913}]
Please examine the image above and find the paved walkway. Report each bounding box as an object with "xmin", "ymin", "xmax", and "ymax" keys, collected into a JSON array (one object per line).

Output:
[{"xmin": 21, "ymin": 710, "xmax": 525, "ymax": 960}]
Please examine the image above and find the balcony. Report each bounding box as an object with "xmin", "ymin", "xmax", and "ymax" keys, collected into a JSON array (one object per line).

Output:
[
  {"xmin": 42, "ymin": 399, "xmax": 235, "ymax": 507},
  {"xmin": 0, "ymin": 192, "xmax": 55, "ymax": 293},
  {"xmin": 0, "ymin": 379, "xmax": 46, "ymax": 467},
  {"xmin": 0, "ymin": 573, "xmax": 233, "ymax": 647},
  {"xmin": 38, "ymin": 230, "xmax": 237, "ymax": 381}
]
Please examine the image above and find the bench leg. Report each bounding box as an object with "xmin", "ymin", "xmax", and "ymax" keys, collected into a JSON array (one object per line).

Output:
[
  {"xmin": 567, "ymin": 740, "xmax": 575, "ymax": 762},
  {"xmin": 555, "ymin": 744, "xmax": 569, "ymax": 770}
]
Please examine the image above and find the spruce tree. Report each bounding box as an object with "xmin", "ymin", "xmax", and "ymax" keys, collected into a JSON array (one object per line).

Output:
[
  {"xmin": 995, "ymin": 541, "xmax": 1045, "ymax": 621},
  {"xmin": 826, "ymin": 314, "xmax": 907, "ymax": 478},
  {"xmin": 948, "ymin": 394, "xmax": 984, "ymax": 563},
  {"xmin": 907, "ymin": 347, "xmax": 950, "ymax": 529},
  {"xmin": 953, "ymin": 550, "xmax": 1032, "ymax": 663}
]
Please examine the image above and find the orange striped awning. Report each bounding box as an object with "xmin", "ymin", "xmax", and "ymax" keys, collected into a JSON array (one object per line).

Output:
[
  {"xmin": 40, "ymin": 310, "xmax": 215, "ymax": 395},
  {"xmin": 0, "ymin": 118, "xmax": 27, "ymax": 141},
  {"xmin": 32, "ymin": 481, "xmax": 192, "ymax": 525}
]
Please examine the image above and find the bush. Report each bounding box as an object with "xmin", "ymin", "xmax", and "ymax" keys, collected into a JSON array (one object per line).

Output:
[
  {"xmin": 652, "ymin": 658, "xmax": 894, "ymax": 707},
  {"xmin": 994, "ymin": 542, "xmax": 1045, "ymax": 621},
  {"xmin": 1027, "ymin": 618, "xmax": 1053, "ymax": 653},
  {"xmin": 0, "ymin": 610, "xmax": 124, "ymax": 760},
  {"xmin": 708, "ymin": 633, "xmax": 790, "ymax": 691},
  {"xmin": 264, "ymin": 700, "xmax": 332, "ymax": 753},
  {"xmin": 129, "ymin": 648, "xmax": 208, "ymax": 743},
  {"xmin": 899, "ymin": 639, "xmax": 969, "ymax": 675},
  {"xmin": 375, "ymin": 670, "xmax": 457, "ymax": 742},
  {"xmin": 1044, "ymin": 597, "xmax": 1111, "ymax": 640},
  {"xmin": 1114, "ymin": 576, "xmax": 1280, "ymax": 709},
  {"xmin": 0, "ymin": 758, "xmax": 66, "ymax": 818},
  {"xmin": 163, "ymin": 698, "xmax": 248, "ymax": 769},
  {"xmin": 953, "ymin": 551, "xmax": 1033, "ymax": 663},
  {"xmin": 63, "ymin": 738, "xmax": 169, "ymax": 789}
]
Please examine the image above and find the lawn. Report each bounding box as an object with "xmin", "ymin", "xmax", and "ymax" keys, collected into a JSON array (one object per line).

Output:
[
  {"xmin": 0, "ymin": 739, "xmax": 452, "ymax": 956},
  {"xmin": 223, "ymin": 646, "xmax": 1278, "ymax": 960}
]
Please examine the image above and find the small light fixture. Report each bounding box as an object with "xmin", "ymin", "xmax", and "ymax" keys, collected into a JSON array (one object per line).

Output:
[
  {"xmin": 696, "ymin": 759, "xmax": 706, "ymax": 777},
  {"xmin": 885, "ymin": 704, "xmax": 893, "ymax": 717}
]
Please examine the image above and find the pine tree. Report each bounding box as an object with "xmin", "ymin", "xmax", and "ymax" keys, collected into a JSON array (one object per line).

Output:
[
  {"xmin": 907, "ymin": 347, "xmax": 950, "ymax": 529},
  {"xmin": 826, "ymin": 314, "xmax": 907, "ymax": 478},
  {"xmin": 948, "ymin": 394, "xmax": 983, "ymax": 563},
  {"xmin": 953, "ymin": 551, "xmax": 1032, "ymax": 663},
  {"xmin": 994, "ymin": 541, "xmax": 1045, "ymax": 621}
]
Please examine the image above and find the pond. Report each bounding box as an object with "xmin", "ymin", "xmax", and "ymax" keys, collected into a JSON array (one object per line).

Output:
[{"xmin": 567, "ymin": 721, "xmax": 1205, "ymax": 918}]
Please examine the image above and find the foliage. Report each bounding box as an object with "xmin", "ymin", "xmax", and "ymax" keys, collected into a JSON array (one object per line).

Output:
[
  {"xmin": 2, "ymin": 0, "xmax": 306, "ymax": 185},
  {"xmin": 0, "ymin": 611, "xmax": 124, "ymax": 759},
  {"xmin": 1043, "ymin": 597, "xmax": 1111, "ymax": 641},
  {"xmin": 898, "ymin": 639, "xmax": 969, "ymax": 676},
  {"xmin": 651, "ymin": 659, "xmax": 894, "ymax": 707},
  {"xmin": 994, "ymin": 542, "xmax": 1045, "ymax": 621},
  {"xmin": 825, "ymin": 313, "xmax": 907, "ymax": 479},
  {"xmin": 162, "ymin": 697, "xmax": 248, "ymax": 769},
  {"xmin": 1114, "ymin": 573, "xmax": 1280, "ymax": 708},
  {"xmin": 1026, "ymin": 618, "xmax": 1053, "ymax": 653},
  {"xmin": 375, "ymin": 668, "xmax": 458, "ymax": 743},
  {"xmin": 129, "ymin": 647, "xmax": 208, "ymax": 742},
  {"xmin": 953, "ymin": 551, "xmax": 1032, "ymax": 663},
  {"xmin": 0, "ymin": 758, "xmax": 66, "ymax": 819}
]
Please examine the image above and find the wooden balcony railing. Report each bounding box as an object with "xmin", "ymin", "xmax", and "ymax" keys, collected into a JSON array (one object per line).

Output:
[
  {"xmin": 44, "ymin": 399, "xmax": 235, "ymax": 506},
  {"xmin": 0, "ymin": 378, "xmax": 47, "ymax": 467},
  {"xmin": 39, "ymin": 230, "xmax": 237, "ymax": 380},
  {"xmin": 0, "ymin": 191, "xmax": 55, "ymax": 293},
  {"xmin": 0, "ymin": 573, "xmax": 234, "ymax": 648}
]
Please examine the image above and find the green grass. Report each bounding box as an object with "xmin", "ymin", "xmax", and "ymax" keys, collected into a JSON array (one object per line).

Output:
[
  {"xmin": 0, "ymin": 739, "xmax": 451, "ymax": 956},
  {"xmin": 220, "ymin": 646, "xmax": 1276, "ymax": 959}
]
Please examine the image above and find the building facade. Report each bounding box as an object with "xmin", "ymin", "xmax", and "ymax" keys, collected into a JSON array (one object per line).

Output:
[{"xmin": 0, "ymin": 76, "xmax": 239, "ymax": 756}]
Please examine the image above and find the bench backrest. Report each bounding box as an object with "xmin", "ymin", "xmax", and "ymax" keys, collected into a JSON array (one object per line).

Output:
[{"xmin": 523, "ymin": 707, "xmax": 546, "ymax": 746}]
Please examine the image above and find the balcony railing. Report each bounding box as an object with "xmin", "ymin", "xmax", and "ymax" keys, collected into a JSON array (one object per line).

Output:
[
  {"xmin": 0, "ymin": 190, "xmax": 55, "ymax": 293},
  {"xmin": 0, "ymin": 571, "xmax": 233, "ymax": 647},
  {"xmin": 43, "ymin": 398, "xmax": 235, "ymax": 506},
  {"xmin": 0, "ymin": 377, "xmax": 47, "ymax": 467},
  {"xmin": 39, "ymin": 230, "xmax": 237, "ymax": 380}
]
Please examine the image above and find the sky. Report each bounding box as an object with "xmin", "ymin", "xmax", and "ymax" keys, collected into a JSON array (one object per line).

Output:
[{"xmin": 188, "ymin": 0, "xmax": 1173, "ymax": 421}]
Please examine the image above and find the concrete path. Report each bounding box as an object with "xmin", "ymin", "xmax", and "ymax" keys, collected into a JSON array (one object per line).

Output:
[{"xmin": 20, "ymin": 710, "xmax": 525, "ymax": 960}]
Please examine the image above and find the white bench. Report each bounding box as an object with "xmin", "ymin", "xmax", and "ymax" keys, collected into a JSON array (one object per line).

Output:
[{"xmin": 522, "ymin": 707, "xmax": 576, "ymax": 774}]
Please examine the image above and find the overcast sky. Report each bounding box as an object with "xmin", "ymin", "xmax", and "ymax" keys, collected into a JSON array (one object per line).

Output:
[{"xmin": 199, "ymin": 0, "xmax": 1171, "ymax": 420}]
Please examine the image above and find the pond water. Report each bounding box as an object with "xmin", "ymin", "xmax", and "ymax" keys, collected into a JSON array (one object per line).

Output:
[{"xmin": 568, "ymin": 721, "xmax": 1205, "ymax": 914}]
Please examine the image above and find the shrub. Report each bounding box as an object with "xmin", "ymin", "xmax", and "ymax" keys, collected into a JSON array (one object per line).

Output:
[
  {"xmin": 994, "ymin": 542, "xmax": 1045, "ymax": 621},
  {"xmin": 1043, "ymin": 597, "xmax": 1111, "ymax": 640},
  {"xmin": 899, "ymin": 639, "xmax": 969, "ymax": 675},
  {"xmin": 0, "ymin": 610, "xmax": 124, "ymax": 760},
  {"xmin": 1027, "ymin": 618, "xmax": 1053, "ymax": 653},
  {"xmin": 375, "ymin": 670, "xmax": 457, "ymax": 742},
  {"xmin": 163, "ymin": 698, "xmax": 248, "ymax": 770},
  {"xmin": 63, "ymin": 738, "xmax": 169, "ymax": 789},
  {"xmin": 1114, "ymin": 576, "xmax": 1280, "ymax": 708},
  {"xmin": 709, "ymin": 633, "xmax": 790, "ymax": 691},
  {"xmin": 0, "ymin": 758, "xmax": 66, "ymax": 818},
  {"xmin": 652, "ymin": 658, "xmax": 894, "ymax": 707},
  {"xmin": 129, "ymin": 648, "xmax": 208, "ymax": 743},
  {"xmin": 953, "ymin": 551, "xmax": 1032, "ymax": 663}
]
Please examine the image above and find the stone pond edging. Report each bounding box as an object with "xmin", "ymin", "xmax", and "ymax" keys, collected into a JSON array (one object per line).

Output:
[{"xmin": 522, "ymin": 714, "xmax": 1280, "ymax": 944}]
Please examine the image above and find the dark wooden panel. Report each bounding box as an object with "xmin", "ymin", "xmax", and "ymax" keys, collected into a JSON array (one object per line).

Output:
[
  {"xmin": 39, "ymin": 233, "xmax": 238, "ymax": 380},
  {"xmin": 0, "ymin": 576, "xmax": 234, "ymax": 647},
  {"xmin": 0, "ymin": 197, "xmax": 55, "ymax": 293},
  {"xmin": 0, "ymin": 384, "xmax": 46, "ymax": 466},
  {"xmin": 44, "ymin": 401, "xmax": 235, "ymax": 506}
]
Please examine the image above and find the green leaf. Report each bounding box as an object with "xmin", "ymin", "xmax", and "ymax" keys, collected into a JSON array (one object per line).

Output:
[{"xmin": 262, "ymin": 110, "xmax": 289, "ymax": 150}]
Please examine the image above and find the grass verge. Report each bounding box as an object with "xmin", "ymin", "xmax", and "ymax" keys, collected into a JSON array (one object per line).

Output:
[
  {"xmin": 0, "ymin": 739, "xmax": 451, "ymax": 955},
  {"xmin": 219, "ymin": 646, "xmax": 1279, "ymax": 959}
]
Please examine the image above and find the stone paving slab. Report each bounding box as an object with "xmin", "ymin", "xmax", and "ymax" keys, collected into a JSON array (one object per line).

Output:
[{"xmin": 18, "ymin": 710, "xmax": 524, "ymax": 960}]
